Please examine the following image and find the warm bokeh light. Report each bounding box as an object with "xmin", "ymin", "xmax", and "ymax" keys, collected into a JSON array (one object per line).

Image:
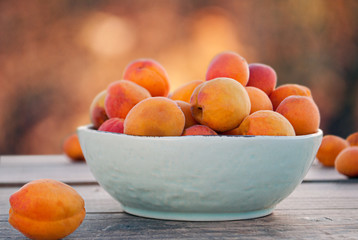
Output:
[{"xmin": 0, "ymin": 0, "xmax": 357, "ymax": 154}]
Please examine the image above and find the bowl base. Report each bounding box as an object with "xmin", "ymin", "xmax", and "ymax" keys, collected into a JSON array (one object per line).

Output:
[{"xmin": 123, "ymin": 206, "xmax": 275, "ymax": 221}]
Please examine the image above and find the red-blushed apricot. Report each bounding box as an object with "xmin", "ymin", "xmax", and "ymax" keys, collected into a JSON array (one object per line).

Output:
[
  {"xmin": 335, "ymin": 146, "xmax": 358, "ymax": 178},
  {"xmin": 123, "ymin": 58, "xmax": 170, "ymax": 97},
  {"xmin": 98, "ymin": 118, "xmax": 124, "ymax": 134},
  {"xmin": 247, "ymin": 63, "xmax": 277, "ymax": 96},
  {"xmin": 245, "ymin": 86, "xmax": 273, "ymax": 114},
  {"xmin": 89, "ymin": 90, "xmax": 108, "ymax": 129},
  {"xmin": 105, "ymin": 80, "xmax": 151, "ymax": 119},
  {"xmin": 269, "ymin": 84, "xmax": 312, "ymax": 110},
  {"xmin": 124, "ymin": 97, "xmax": 185, "ymax": 136},
  {"xmin": 8, "ymin": 179, "xmax": 86, "ymax": 240},
  {"xmin": 169, "ymin": 80, "xmax": 204, "ymax": 103},
  {"xmin": 347, "ymin": 132, "xmax": 358, "ymax": 146},
  {"xmin": 205, "ymin": 51, "xmax": 250, "ymax": 86},
  {"xmin": 63, "ymin": 133, "xmax": 85, "ymax": 161},
  {"xmin": 182, "ymin": 125, "xmax": 218, "ymax": 136},
  {"xmin": 316, "ymin": 135, "xmax": 349, "ymax": 167},
  {"xmin": 190, "ymin": 77, "xmax": 251, "ymax": 132},
  {"xmin": 276, "ymin": 96, "xmax": 320, "ymax": 135},
  {"xmin": 175, "ymin": 100, "xmax": 198, "ymax": 129},
  {"xmin": 236, "ymin": 110, "xmax": 296, "ymax": 136}
]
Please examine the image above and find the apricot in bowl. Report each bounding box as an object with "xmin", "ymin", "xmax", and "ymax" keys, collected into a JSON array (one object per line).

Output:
[{"xmin": 78, "ymin": 125, "xmax": 322, "ymax": 221}]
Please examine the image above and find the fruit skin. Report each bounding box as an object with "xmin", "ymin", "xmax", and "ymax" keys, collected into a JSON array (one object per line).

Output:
[
  {"xmin": 335, "ymin": 146, "xmax": 358, "ymax": 178},
  {"xmin": 124, "ymin": 97, "xmax": 185, "ymax": 136},
  {"xmin": 104, "ymin": 80, "xmax": 151, "ymax": 119},
  {"xmin": 190, "ymin": 77, "xmax": 251, "ymax": 132},
  {"xmin": 182, "ymin": 125, "xmax": 218, "ymax": 136},
  {"xmin": 316, "ymin": 135, "xmax": 349, "ymax": 167},
  {"xmin": 347, "ymin": 132, "xmax": 358, "ymax": 146},
  {"xmin": 247, "ymin": 63, "xmax": 277, "ymax": 96},
  {"xmin": 236, "ymin": 110, "xmax": 296, "ymax": 136},
  {"xmin": 63, "ymin": 133, "xmax": 85, "ymax": 161},
  {"xmin": 98, "ymin": 118, "xmax": 124, "ymax": 134},
  {"xmin": 8, "ymin": 179, "xmax": 86, "ymax": 240},
  {"xmin": 175, "ymin": 100, "xmax": 198, "ymax": 129},
  {"xmin": 276, "ymin": 95, "xmax": 320, "ymax": 135},
  {"xmin": 245, "ymin": 86, "xmax": 273, "ymax": 114},
  {"xmin": 269, "ymin": 84, "xmax": 312, "ymax": 110},
  {"xmin": 169, "ymin": 80, "xmax": 204, "ymax": 103},
  {"xmin": 123, "ymin": 58, "xmax": 170, "ymax": 97},
  {"xmin": 205, "ymin": 51, "xmax": 250, "ymax": 86},
  {"xmin": 89, "ymin": 90, "xmax": 108, "ymax": 129}
]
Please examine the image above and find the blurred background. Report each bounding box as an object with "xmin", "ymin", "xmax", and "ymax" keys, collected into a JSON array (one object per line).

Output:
[{"xmin": 1, "ymin": 0, "xmax": 357, "ymax": 154}]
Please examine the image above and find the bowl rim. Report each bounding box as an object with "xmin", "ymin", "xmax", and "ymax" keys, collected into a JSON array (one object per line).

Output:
[{"xmin": 78, "ymin": 124, "xmax": 323, "ymax": 140}]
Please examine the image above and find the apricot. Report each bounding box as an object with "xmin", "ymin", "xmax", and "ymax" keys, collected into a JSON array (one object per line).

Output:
[
  {"xmin": 175, "ymin": 100, "xmax": 198, "ymax": 129},
  {"xmin": 335, "ymin": 146, "xmax": 358, "ymax": 178},
  {"xmin": 205, "ymin": 51, "xmax": 250, "ymax": 86},
  {"xmin": 236, "ymin": 110, "xmax": 296, "ymax": 136},
  {"xmin": 316, "ymin": 135, "xmax": 349, "ymax": 167},
  {"xmin": 89, "ymin": 90, "xmax": 108, "ymax": 129},
  {"xmin": 124, "ymin": 97, "xmax": 185, "ymax": 136},
  {"xmin": 276, "ymin": 96, "xmax": 320, "ymax": 135},
  {"xmin": 105, "ymin": 80, "xmax": 151, "ymax": 119},
  {"xmin": 63, "ymin": 133, "xmax": 85, "ymax": 161},
  {"xmin": 190, "ymin": 77, "xmax": 251, "ymax": 132},
  {"xmin": 182, "ymin": 125, "xmax": 218, "ymax": 136},
  {"xmin": 98, "ymin": 118, "xmax": 124, "ymax": 134},
  {"xmin": 269, "ymin": 84, "xmax": 312, "ymax": 110},
  {"xmin": 123, "ymin": 58, "xmax": 170, "ymax": 97},
  {"xmin": 8, "ymin": 179, "xmax": 86, "ymax": 240},
  {"xmin": 347, "ymin": 132, "xmax": 358, "ymax": 146},
  {"xmin": 245, "ymin": 86, "xmax": 273, "ymax": 114},
  {"xmin": 247, "ymin": 63, "xmax": 277, "ymax": 96},
  {"xmin": 169, "ymin": 80, "xmax": 204, "ymax": 103}
]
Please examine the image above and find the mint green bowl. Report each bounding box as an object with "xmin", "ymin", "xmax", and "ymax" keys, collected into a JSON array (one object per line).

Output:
[{"xmin": 78, "ymin": 125, "xmax": 322, "ymax": 221}]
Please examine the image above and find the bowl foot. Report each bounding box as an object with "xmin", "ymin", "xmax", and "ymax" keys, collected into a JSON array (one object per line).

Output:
[{"xmin": 123, "ymin": 206, "xmax": 275, "ymax": 221}]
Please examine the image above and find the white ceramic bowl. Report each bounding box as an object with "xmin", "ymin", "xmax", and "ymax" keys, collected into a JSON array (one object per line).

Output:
[{"xmin": 78, "ymin": 125, "xmax": 322, "ymax": 221}]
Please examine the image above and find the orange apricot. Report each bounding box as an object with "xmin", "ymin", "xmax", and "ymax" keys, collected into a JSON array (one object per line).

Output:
[
  {"xmin": 247, "ymin": 63, "xmax": 277, "ymax": 96},
  {"xmin": 190, "ymin": 77, "xmax": 251, "ymax": 132},
  {"xmin": 124, "ymin": 97, "xmax": 185, "ymax": 136},
  {"xmin": 169, "ymin": 80, "xmax": 204, "ymax": 103},
  {"xmin": 89, "ymin": 90, "xmax": 108, "ymax": 129},
  {"xmin": 347, "ymin": 132, "xmax": 358, "ymax": 146},
  {"xmin": 335, "ymin": 146, "xmax": 358, "ymax": 178},
  {"xmin": 182, "ymin": 125, "xmax": 218, "ymax": 136},
  {"xmin": 316, "ymin": 135, "xmax": 349, "ymax": 167},
  {"xmin": 269, "ymin": 84, "xmax": 312, "ymax": 110},
  {"xmin": 175, "ymin": 100, "xmax": 198, "ymax": 129},
  {"xmin": 104, "ymin": 80, "xmax": 151, "ymax": 119},
  {"xmin": 123, "ymin": 58, "xmax": 170, "ymax": 97},
  {"xmin": 63, "ymin": 133, "xmax": 85, "ymax": 161},
  {"xmin": 98, "ymin": 118, "xmax": 124, "ymax": 134},
  {"xmin": 245, "ymin": 86, "xmax": 273, "ymax": 114},
  {"xmin": 236, "ymin": 110, "xmax": 296, "ymax": 136},
  {"xmin": 276, "ymin": 95, "xmax": 320, "ymax": 135},
  {"xmin": 9, "ymin": 179, "xmax": 86, "ymax": 240},
  {"xmin": 205, "ymin": 51, "xmax": 250, "ymax": 86}
]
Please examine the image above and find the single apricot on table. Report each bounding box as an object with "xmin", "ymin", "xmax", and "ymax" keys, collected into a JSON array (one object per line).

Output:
[
  {"xmin": 63, "ymin": 133, "xmax": 85, "ymax": 161},
  {"xmin": 276, "ymin": 95, "xmax": 320, "ymax": 135},
  {"xmin": 269, "ymin": 84, "xmax": 312, "ymax": 110},
  {"xmin": 247, "ymin": 63, "xmax": 277, "ymax": 96},
  {"xmin": 98, "ymin": 118, "xmax": 124, "ymax": 134},
  {"xmin": 182, "ymin": 125, "xmax": 218, "ymax": 136},
  {"xmin": 205, "ymin": 51, "xmax": 250, "ymax": 86},
  {"xmin": 123, "ymin": 58, "xmax": 170, "ymax": 97},
  {"xmin": 89, "ymin": 90, "xmax": 108, "ymax": 129},
  {"xmin": 8, "ymin": 179, "xmax": 86, "ymax": 240},
  {"xmin": 316, "ymin": 135, "xmax": 349, "ymax": 167},
  {"xmin": 335, "ymin": 146, "xmax": 358, "ymax": 178},
  {"xmin": 245, "ymin": 86, "xmax": 273, "ymax": 114},
  {"xmin": 236, "ymin": 110, "xmax": 296, "ymax": 136},
  {"xmin": 124, "ymin": 97, "xmax": 185, "ymax": 136},
  {"xmin": 347, "ymin": 132, "xmax": 358, "ymax": 146},
  {"xmin": 169, "ymin": 80, "xmax": 204, "ymax": 103},
  {"xmin": 190, "ymin": 77, "xmax": 251, "ymax": 132}
]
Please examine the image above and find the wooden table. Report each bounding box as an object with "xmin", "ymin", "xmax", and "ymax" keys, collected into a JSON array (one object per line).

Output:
[{"xmin": 1, "ymin": 155, "xmax": 357, "ymax": 239}]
